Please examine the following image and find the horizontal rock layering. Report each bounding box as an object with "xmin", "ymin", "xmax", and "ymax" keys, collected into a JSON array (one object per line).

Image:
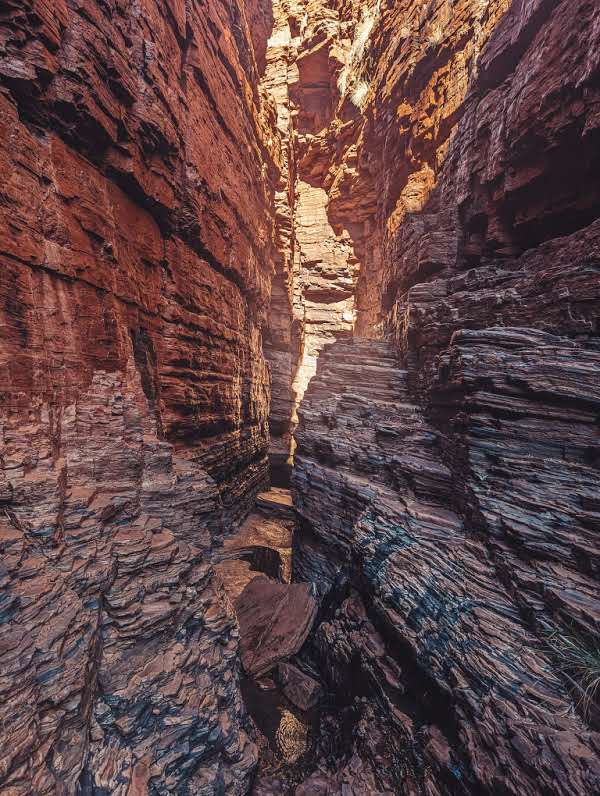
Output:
[
  {"xmin": 293, "ymin": 338, "xmax": 600, "ymax": 793},
  {"xmin": 290, "ymin": 0, "xmax": 600, "ymax": 792},
  {"xmin": 1, "ymin": 0, "xmax": 600, "ymax": 793},
  {"xmin": 0, "ymin": 0, "xmax": 282, "ymax": 792}
]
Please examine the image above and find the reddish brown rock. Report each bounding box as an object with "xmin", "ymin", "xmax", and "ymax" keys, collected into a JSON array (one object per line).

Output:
[
  {"xmin": 0, "ymin": 0, "xmax": 283, "ymax": 792},
  {"xmin": 235, "ymin": 575, "xmax": 317, "ymax": 678},
  {"xmin": 256, "ymin": 486, "xmax": 296, "ymax": 518},
  {"xmin": 276, "ymin": 0, "xmax": 600, "ymax": 792},
  {"xmin": 277, "ymin": 662, "xmax": 322, "ymax": 711},
  {"xmin": 215, "ymin": 499, "xmax": 294, "ymax": 602},
  {"xmin": 293, "ymin": 339, "xmax": 600, "ymax": 794},
  {"xmin": 2, "ymin": 0, "xmax": 600, "ymax": 792},
  {"xmin": 261, "ymin": 1, "xmax": 364, "ymax": 472}
]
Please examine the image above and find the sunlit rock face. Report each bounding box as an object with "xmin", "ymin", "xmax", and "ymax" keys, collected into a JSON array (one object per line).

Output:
[
  {"xmin": 261, "ymin": 0, "xmax": 364, "ymax": 477},
  {"xmin": 262, "ymin": 0, "xmax": 523, "ymax": 466},
  {"xmin": 0, "ymin": 1, "xmax": 282, "ymax": 792},
  {"xmin": 291, "ymin": 0, "xmax": 600, "ymax": 793}
]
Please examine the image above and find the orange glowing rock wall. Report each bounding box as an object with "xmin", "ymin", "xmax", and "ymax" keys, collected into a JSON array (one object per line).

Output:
[{"xmin": 0, "ymin": 1, "xmax": 280, "ymax": 792}]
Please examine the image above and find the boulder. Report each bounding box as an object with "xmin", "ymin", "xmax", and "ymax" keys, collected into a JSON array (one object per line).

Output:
[
  {"xmin": 235, "ymin": 576, "xmax": 317, "ymax": 677},
  {"xmin": 278, "ymin": 662, "xmax": 322, "ymax": 711}
]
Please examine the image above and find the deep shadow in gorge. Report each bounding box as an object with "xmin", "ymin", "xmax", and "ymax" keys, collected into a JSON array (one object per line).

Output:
[{"xmin": 0, "ymin": 0, "xmax": 599, "ymax": 794}]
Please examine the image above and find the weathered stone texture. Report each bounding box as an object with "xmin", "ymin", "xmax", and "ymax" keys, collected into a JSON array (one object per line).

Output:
[
  {"xmin": 235, "ymin": 575, "xmax": 316, "ymax": 678},
  {"xmin": 291, "ymin": 0, "xmax": 600, "ymax": 793},
  {"xmin": 261, "ymin": 0, "xmax": 365, "ymax": 471},
  {"xmin": 2, "ymin": 0, "xmax": 600, "ymax": 792},
  {"xmin": 293, "ymin": 338, "xmax": 600, "ymax": 794},
  {"xmin": 0, "ymin": 0, "xmax": 281, "ymax": 792}
]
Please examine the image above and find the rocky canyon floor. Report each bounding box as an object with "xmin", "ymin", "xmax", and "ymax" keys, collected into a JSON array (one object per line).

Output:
[{"xmin": 1, "ymin": 0, "xmax": 600, "ymax": 794}]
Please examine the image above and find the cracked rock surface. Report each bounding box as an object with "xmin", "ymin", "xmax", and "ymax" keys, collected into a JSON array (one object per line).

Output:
[
  {"xmin": 293, "ymin": 338, "xmax": 600, "ymax": 794},
  {"xmin": 1, "ymin": 0, "xmax": 600, "ymax": 793},
  {"xmin": 0, "ymin": 0, "xmax": 281, "ymax": 792}
]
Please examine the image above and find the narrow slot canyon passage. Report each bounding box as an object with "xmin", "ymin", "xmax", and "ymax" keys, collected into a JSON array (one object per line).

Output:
[{"xmin": 1, "ymin": 1, "xmax": 600, "ymax": 795}]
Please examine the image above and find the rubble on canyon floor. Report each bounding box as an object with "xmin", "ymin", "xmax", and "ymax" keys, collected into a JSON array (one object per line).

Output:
[{"xmin": 1, "ymin": 0, "xmax": 600, "ymax": 794}]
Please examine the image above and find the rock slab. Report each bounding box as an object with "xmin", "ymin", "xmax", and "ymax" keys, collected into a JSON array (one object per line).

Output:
[{"xmin": 235, "ymin": 576, "xmax": 317, "ymax": 678}]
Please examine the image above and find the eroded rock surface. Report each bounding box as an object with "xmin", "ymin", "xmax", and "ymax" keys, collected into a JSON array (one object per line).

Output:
[
  {"xmin": 236, "ymin": 575, "xmax": 317, "ymax": 678},
  {"xmin": 0, "ymin": 0, "xmax": 282, "ymax": 791},
  {"xmin": 293, "ymin": 339, "xmax": 600, "ymax": 794},
  {"xmin": 282, "ymin": 0, "xmax": 600, "ymax": 792},
  {"xmin": 2, "ymin": 0, "xmax": 600, "ymax": 793},
  {"xmin": 215, "ymin": 499, "xmax": 293, "ymax": 601},
  {"xmin": 278, "ymin": 662, "xmax": 322, "ymax": 712}
]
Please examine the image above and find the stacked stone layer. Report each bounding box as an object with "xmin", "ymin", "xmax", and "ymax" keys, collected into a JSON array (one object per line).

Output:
[
  {"xmin": 2, "ymin": 0, "xmax": 600, "ymax": 792},
  {"xmin": 293, "ymin": 338, "xmax": 600, "ymax": 794},
  {"xmin": 289, "ymin": 2, "xmax": 600, "ymax": 792},
  {"xmin": 0, "ymin": 0, "xmax": 282, "ymax": 792}
]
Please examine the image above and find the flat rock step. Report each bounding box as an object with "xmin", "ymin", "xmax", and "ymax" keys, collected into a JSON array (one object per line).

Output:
[{"xmin": 256, "ymin": 487, "xmax": 295, "ymax": 518}]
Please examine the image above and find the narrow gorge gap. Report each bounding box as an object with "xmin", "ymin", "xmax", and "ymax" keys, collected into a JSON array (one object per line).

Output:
[{"xmin": 0, "ymin": 1, "xmax": 599, "ymax": 795}]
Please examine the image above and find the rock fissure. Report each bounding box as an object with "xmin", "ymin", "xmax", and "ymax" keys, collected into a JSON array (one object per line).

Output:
[{"xmin": 1, "ymin": 0, "xmax": 600, "ymax": 794}]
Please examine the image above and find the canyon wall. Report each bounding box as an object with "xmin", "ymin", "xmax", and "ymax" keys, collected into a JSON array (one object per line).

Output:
[
  {"xmin": 0, "ymin": 1, "xmax": 281, "ymax": 792},
  {"xmin": 263, "ymin": 0, "xmax": 521, "ymax": 465},
  {"xmin": 262, "ymin": 0, "xmax": 365, "ymax": 477},
  {"xmin": 292, "ymin": 0, "xmax": 600, "ymax": 793},
  {"xmin": 1, "ymin": 0, "xmax": 599, "ymax": 793}
]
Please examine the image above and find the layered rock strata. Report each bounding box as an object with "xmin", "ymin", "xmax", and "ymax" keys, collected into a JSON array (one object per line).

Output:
[
  {"xmin": 215, "ymin": 494, "xmax": 294, "ymax": 602},
  {"xmin": 293, "ymin": 339, "xmax": 600, "ymax": 794},
  {"xmin": 263, "ymin": 0, "xmax": 600, "ymax": 452},
  {"xmin": 261, "ymin": 0, "xmax": 364, "ymax": 472},
  {"xmin": 0, "ymin": 0, "xmax": 282, "ymax": 792},
  {"xmin": 262, "ymin": 0, "xmax": 514, "ymax": 454},
  {"xmin": 287, "ymin": 0, "xmax": 600, "ymax": 792},
  {"xmin": 213, "ymin": 493, "xmax": 323, "ymax": 793},
  {"xmin": 2, "ymin": 0, "xmax": 600, "ymax": 793},
  {"xmin": 215, "ymin": 490, "xmax": 315, "ymax": 690},
  {"xmin": 260, "ymin": 1, "xmax": 300, "ymax": 482},
  {"xmin": 235, "ymin": 575, "xmax": 316, "ymax": 678}
]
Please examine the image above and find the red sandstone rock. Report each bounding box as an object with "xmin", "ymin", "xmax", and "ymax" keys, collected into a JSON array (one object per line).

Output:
[
  {"xmin": 278, "ymin": 662, "xmax": 322, "ymax": 711},
  {"xmin": 2, "ymin": 0, "xmax": 600, "ymax": 792},
  {"xmin": 293, "ymin": 339, "xmax": 600, "ymax": 794}
]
